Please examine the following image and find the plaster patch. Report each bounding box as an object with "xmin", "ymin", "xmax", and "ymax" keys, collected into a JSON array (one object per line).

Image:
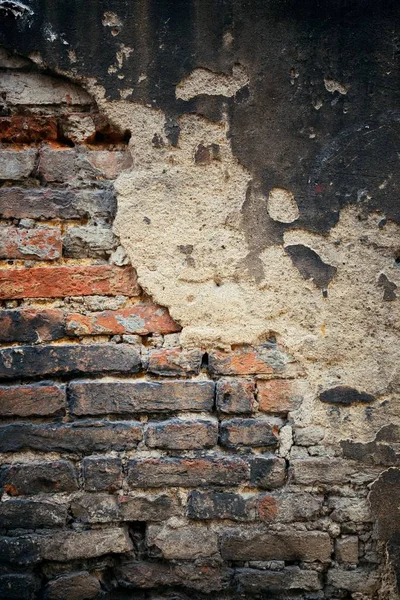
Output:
[
  {"xmin": 267, "ymin": 187, "xmax": 299, "ymax": 223},
  {"xmin": 176, "ymin": 64, "xmax": 249, "ymax": 100},
  {"xmin": 79, "ymin": 77, "xmax": 400, "ymax": 443}
]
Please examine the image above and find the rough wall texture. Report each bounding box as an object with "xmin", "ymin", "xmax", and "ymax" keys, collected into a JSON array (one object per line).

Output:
[{"xmin": 0, "ymin": 1, "xmax": 400, "ymax": 599}]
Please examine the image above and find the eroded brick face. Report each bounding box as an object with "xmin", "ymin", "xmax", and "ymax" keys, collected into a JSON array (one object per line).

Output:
[{"xmin": 0, "ymin": 55, "xmax": 388, "ymax": 600}]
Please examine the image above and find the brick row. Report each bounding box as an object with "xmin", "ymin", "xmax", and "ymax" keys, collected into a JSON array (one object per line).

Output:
[{"xmin": 0, "ymin": 265, "xmax": 139, "ymax": 299}]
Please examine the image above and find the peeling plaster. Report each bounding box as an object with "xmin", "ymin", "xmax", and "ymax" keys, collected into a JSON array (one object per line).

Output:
[
  {"xmin": 48, "ymin": 74, "xmax": 400, "ymax": 445},
  {"xmin": 175, "ymin": 64, "xmax": 249, "ymax": 101}
]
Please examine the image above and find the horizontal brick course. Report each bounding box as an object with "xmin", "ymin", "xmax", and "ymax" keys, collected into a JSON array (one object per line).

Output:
[
  {"xmin": 147, "ymin": 347, "xmax": 203, "ymax": 376},
  {"xmin": 127, "ymin": 457, "xmax": 249, "ymax": 488},
  {"xmin": 0, "ymin": 115, "xmax": 58, "ymax": 144},
  {"xmin": 0, "ymin": 461, "xmax": 78, "ymax": 496},
  {"xmin": 0, "ymin": 499, "xmax": 67, "ymax": 529},
  {"xmin": 116, "ymin": 561, "xmax": 231, "ymax": 593},
  {"xmin": 71, "ymin": 493, "xmax": 178, "ymax": 523},
  {"xmin": 0, "ymin": 226, "xmax": 62, "ymax": 260},
  {"xmin": 0, "ymin": 187, "xmax": 116, "ymax": 220},
  {"xmin": 40, "ymin": 527, "xmax": 132, "ymax": 561},
  {"xmin": 235, "ymin": 567, "xmax": 322, "ymax": 593},
  {"xmin": 0, "ymin": 343, "xmax": 141, "ymax": 380},
  {"xmin": 66, "ymin": 303, "xmax": 180, "ymax": 336},
  {"xmin": 146, "ymin": 419, "xmax": 218, "ymax": 450},
  {"xmin": 220, "ymin": 527, "xmax": 332, "ymax": 561},
  {"xmin": 0, "ymin": 383, "xmax": 66, "ymax": 417},
  {"xmin": 0, "ymin": 421, "xmax": 142, "ymax": 453},
  {"xmin": 209, "ymin": 345, "xmax": 302, "ymax": 377},
  {"xmin": 0, "ymin": 265, "xmax": 139, "ymax": 299},
  {"xmin": 0, "ymin": 309, "xmax": 65, "ymax": 343},
  {"xmin": 69, "ymin": 379, "xmax": 214, "ymax": 415},
  {"xmin": 220, "ymin": 418, "xmax": 280, "ymax": 448}
]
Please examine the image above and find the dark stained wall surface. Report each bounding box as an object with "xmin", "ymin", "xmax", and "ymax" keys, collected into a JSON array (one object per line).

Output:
[{"xmin": 1, "ymin": 0, "xmax": 400, "ymax": 240}]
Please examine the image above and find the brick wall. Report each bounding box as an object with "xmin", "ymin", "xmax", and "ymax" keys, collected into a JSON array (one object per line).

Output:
[{"xmin": 0, "ymin": 53, "xmax": 386, "ymax": 600}]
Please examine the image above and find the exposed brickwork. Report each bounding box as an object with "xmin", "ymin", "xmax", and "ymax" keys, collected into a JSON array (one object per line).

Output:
[{"xmin": 0, "ymin": 59, "xmax": 387, "ymax": 600}]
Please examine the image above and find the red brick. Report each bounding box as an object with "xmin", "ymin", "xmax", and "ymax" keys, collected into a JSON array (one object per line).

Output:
[
  {"xmin": 0, "ymin": 226, "xmax": 61, "ymax": 260},
  {"xmin": 0, "ymin": 116, "xmax": 58, "ymax": 144},
  {"xmin": 208, "ymin": 345, "xmax": 302, "ymax": 377},
  {"xmin": 0, "ymin": 308, "xmax": 64, "ymax": 343},
  {"xmin": 0, "ymin": 265, "xmax": 139, "ymax": 299},
  {"xmin": 0, "ymin": 384, "xmax": 65, "ymax": 417},
  {"xmin": 66, "ymin": 303, "xmax": 180, "ymax": 336},
  {"xmin": 216, "ymin": 377, "xmax": 256, "ymax": 414},
  {"xmin": 127, "ymin": 457, "xmax": 249, "ymax": 488},
  {"xmin": 147, "ymin": 348, "xmax": 202, "ymax": 376},
  {"xmin": 38, "ymin": 146, "xmax": 77, "ymax": 183},
  {"xmin": 83, "ymin": 150, "xmax": 133, "ymax": 179},
  {"xmin": 257, "ymin": 379, "xmax": 305, "ymax": 414}
]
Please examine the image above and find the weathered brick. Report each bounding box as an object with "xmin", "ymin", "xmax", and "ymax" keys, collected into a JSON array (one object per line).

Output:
[
  {"xmin": 0, "ymin": 187, "xmax": 116, "ymax": 220},
  {"xmin": 335, "ymin": 536, "xmax": 359, "ymax": 564},
  {"xmin": 327, "ymin": 568, "xmax": 379, "ymax": 594},
  {"xmin": 0, "ymin": 309, "xmax": 65, "ymax": 343},
  {"xmin": 216, "ymin": 377, "xmax": 256, "ymax": 414},
  {"xmin": 117, "ymin": 561, "xmax": 231, "ymax": 593},
  {"xmin": 40, "ymin": 527, "xmax": 132, "ymax": 561},
  {"xmin": 0, "ymin": 115, "xmax": 58, "ymax": 144},
  {"xmin": 0, "ymin": 536, "xmax": 40, "ymax": 565},
  {"xmin": 250, "ymin": 455, "xmax": 286, "ymax": 489},
  {"xmin": 187, "ymin": 491, "xmax": 321, "ymax": 523},
  {"xmin": 208, "ymin": 344, "xmax": 302, "ymax": 376},
  {"xmin": 0, "ymin": 574, "xmax": 37, "ymax": 600},
  {"xmin": 82, "ymin": 149, "xmax": 133, "ymax": 179},
  {"xmin": 63, "ymin": 225, "xmax": 117, "ymax": 258},
  {"xmin": 66, "ymin": 303, "xmax": 180, "ymax": 336},
  {"xmin": 235, "ymin": 567, "xmax": 321, "ymax": 593},
  {"xmin": 71, "ymin": 493, "xmax": 177, "ymax": 523},
  {"xmin": 290, "ymin": 458, "xmax": 357, "ymax": 485},
  {"xmin": 257, "ymin": 379, "xmax": 307, "ymax": 414},
  {"xmin": 127, "ymin": 456, "xmax": 249, "ymax": 488},
  {"xmin": 0, "ymin": 421, "xmax": 142, "ymax": 453},
  {"xmin": 147, "ymin": 347, "xmax": 202, "ymax": 376},
  {"xmin": 0, "ymin": 226, "xmax": 61, "ymax": 260},
  {"xmin": 0, "ymin": 343, "xmax": 141, "ymax": 380},
  {"xmin": 69, "ymin": 380, "xmax": 214, "ymax": 416},
  {"xmin": 220, "ymin": 527, "xmax": 332, "ymax": 561},
  {"xmin": 146, "ymin": 419, "xmax": 218, "ymax": 450},
  {"xmin": 71, "ymin": 494, "xmax": 119, "ymax": 523},
  {"xmin": 0, "ymin": 384, "xmax": 65, "ymax": 417},
  {"xmin": 82, "ymin": 456, "xmax": 123, "ymax": 492},
  {"xmin": 43, "ymin": 572, "xmax": 100, "ymax": 600},
  {"xmin": 220, "ymin": 418, "xmax": 280, "ymax": 448},
  {"xmin": 147, "ymin": 523, "xmax": 219, "ymax": 559},
  {"xmin": 0, "ymin": 265, "xmax": 139, "ymax": 299},
  {"xmin": 0, "ymin": 461, "xmax": 78, "ymax": 495},
  {"xmin": 0, "ymin": 72, "xmax": 92, "ymax": 106},
  {"xmin": 0, "ymin": 148, "xmax": 36, "ymax": 180},
  {"xmin": 328, "ymin": 496, "xmax": 372, "ymax": 523},
  {"xmin": 0, "ymin": 499, "xmax": 67, "ymax": 529},
  {"xmin": 188, "ymin": 491, "xmax": 250, "ymax": 521},
  {"xmin": 38, "ymin": 146, "xmax": 77, "ymax": 183}
]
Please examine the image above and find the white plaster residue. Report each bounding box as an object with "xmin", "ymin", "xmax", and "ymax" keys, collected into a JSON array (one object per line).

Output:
[
  {"xmin": 324, "ymin": 77, "xmax": 349, "ymax": 95},
  {"xmin": 267, "ymin": 187, "xmax": 299, "ymax": 223},
  {"xmin": 176, "ymin": 64, "xmax": 249, "ymax": 100}
]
